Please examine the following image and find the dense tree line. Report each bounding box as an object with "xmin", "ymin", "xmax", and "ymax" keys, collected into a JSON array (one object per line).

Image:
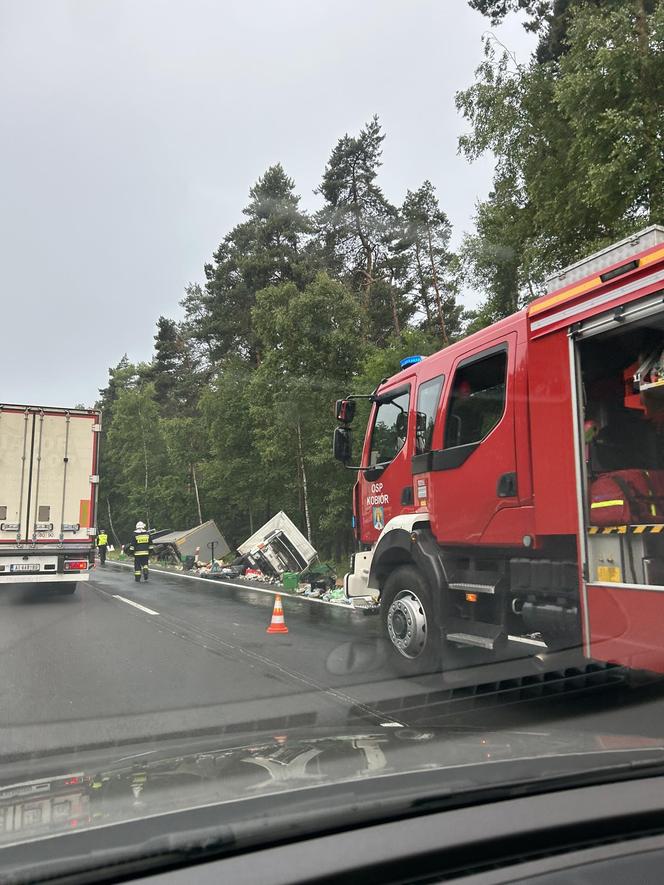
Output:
[
  {"xmin": 98, "ymin": 120, "xmax": 461, "ymax": 557},
  {"xmin": 98, "ymin": 0, "xmax": 663, "ymax": 560}
]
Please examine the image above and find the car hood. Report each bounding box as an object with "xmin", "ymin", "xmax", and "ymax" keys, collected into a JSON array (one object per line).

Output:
[{"xmin": 1, "ymin": 723, "xmax": 663, "ymax": 850}]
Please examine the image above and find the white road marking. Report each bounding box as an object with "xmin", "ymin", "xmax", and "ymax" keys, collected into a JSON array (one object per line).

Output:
[
  {"xmin": 113, "ymin": 595, "xmax": 159, "ymax": 616},
  {"xmin": 109, "ymin": 561, "xmax": 359, "ymax": 611}
]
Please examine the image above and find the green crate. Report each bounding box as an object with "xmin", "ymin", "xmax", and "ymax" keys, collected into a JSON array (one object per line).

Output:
[{"xmin": 282, "ymin": 572, "xmax": 300, "ymax": 590}]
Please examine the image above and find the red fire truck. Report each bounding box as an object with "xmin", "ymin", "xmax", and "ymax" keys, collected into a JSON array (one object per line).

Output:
[{"xmin": 334, "ymin": 225, "xmax": 664, "ymax": 675}]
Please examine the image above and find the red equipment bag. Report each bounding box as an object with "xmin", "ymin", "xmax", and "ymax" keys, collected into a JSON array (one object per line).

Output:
[{"xmin": 590, "ymin": 469, "xmax": 664, "ymax": 526}]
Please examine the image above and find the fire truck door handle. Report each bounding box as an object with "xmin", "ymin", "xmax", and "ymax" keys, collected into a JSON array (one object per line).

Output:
[
  {"xmin": 497, "ymin": 472, "xmax": 518, "ymax": 497},
  {"xmin": 401, "ymin": 486, "xmax": 414, "ymax": 506}
]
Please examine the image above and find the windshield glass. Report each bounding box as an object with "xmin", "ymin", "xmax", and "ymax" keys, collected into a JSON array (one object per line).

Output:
[
  {"xmin": 2, "ymin": 0, "xmax": 664, "ymax": 879},
  {"xmin": 369, "ymin": 391, "xmax": 410, "ymax": 465}
]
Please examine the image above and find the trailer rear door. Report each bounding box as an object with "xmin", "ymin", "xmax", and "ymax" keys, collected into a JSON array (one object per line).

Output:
[
  {"xmin": 0, "ymin": 409, "xmax": 33, "ymax": 543},
  {"xmin": 0, "ymin": 407, "xmax": 99, "ymax": 546}
]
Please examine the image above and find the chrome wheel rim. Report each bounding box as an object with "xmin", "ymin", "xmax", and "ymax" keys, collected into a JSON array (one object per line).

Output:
[{"xmin": 387, "ymin": 589, "xmax": 427, "ymax": 659}]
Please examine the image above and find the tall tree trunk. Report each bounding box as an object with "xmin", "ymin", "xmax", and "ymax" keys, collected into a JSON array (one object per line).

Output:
[
  {"xmin": 426, "ymin": 227, "xmax": 449, "ymax": 346},
  {"xmin": 413, "ymin": 241, "xmax": 433, "ymax": 330},
  {"xmin": 350, "ymin": 161, "xmax": 374, "ymax": 308},
  {"xmin": 191, "ymin": 463, "xmax": 203, "ymax": 524},
  {"xmin": 106, "ymin": 498, "xmax": 120, "ymax": 548},
  {"xmin": 634, "ymin": 0, "xmax": 662, "ymax": 221},
  {"xmin": 296, "ymin": 417, "xmax": 312, "ymax": 543},
  {"xmin": 137, "ymin": 404, "xmax": 151, "ymax": 528},
  {"xmin": 388, "ymin": 270, "xmax": 401, "ymax": 337}
]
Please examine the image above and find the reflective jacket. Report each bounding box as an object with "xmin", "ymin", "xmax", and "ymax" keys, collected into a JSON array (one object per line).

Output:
[
  {"xmin": 97, "ymin": 532, "xmax": 108, "ymax": 547},
  {"xmin": 128, "ymin": 531, "xmax": 154, "ymax": 558}
]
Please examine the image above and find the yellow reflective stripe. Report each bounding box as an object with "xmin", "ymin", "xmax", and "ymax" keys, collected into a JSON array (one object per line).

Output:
[
  {"xmin": 589, "ymin": 523, "xmax": 664, "ymax": 533},
  {"xmin": 529, "ymin": 245, "xmax": 664, "ymax": 317},
  {"xmin": 529, "ymin": 275, "xmax": 602, "ymax": 317},
  {"xmin": 135, "ymin": 534, "xmax": 150, "ymax": 544},
  {"xmin": 134, "ymin": 551, "xmax": 150, "ymax": 557},
  {"xmin": 591, "ymin": 499, "xmax": 624, "ymax": 508}
]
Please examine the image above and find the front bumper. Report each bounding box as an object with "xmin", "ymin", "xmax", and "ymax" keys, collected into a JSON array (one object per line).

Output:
[{"xmin": 0, "ymin": 572, "xmax": 90, "ymax": 584}]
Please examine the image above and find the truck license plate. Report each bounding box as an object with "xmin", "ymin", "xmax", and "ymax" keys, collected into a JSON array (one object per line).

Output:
[{"xmin": 10, "ymin": 564, "xmax": 39, "ymax": 573}]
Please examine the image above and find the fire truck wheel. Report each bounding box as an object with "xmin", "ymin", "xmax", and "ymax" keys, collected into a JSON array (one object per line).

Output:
[{"xmin": 381, "ymin": 565, "xmax": 441, "ymax": 675}]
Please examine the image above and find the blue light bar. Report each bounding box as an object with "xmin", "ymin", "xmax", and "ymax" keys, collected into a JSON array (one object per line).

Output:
[{"xmin": 400, "ymin": 355, "xmax": 424, "ymax": 370}]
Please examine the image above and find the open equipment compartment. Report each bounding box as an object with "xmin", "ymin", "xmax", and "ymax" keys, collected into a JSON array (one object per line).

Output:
[{"xmin": 576, "ymin": 292, "xmax": 664, "ymax": 589}]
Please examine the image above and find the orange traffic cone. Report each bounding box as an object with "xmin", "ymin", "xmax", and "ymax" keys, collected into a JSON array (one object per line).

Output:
[{"xmin": 266, "ymin": 594, "xmax": 289, "ymax": 634}]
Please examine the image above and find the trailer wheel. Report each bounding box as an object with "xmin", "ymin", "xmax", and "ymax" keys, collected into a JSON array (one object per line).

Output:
[{"xmin": 381, "ymin": 565, "xmax": 441, "ymax": 676}]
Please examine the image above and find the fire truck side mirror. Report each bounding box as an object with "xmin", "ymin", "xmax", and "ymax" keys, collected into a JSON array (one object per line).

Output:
[
  {"xmin": 333, "ymin": 426, "xmax": 353, "ymax": 464},
  {"xmin": 335, "ymin": 399, "xmax": 356, "ymax": 424},
  {"xmin": 396, "ymin": 411, "xmax": 408, "ymax": 436}
]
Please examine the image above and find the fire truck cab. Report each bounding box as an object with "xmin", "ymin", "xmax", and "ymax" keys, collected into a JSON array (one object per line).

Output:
[{"xmin": 335, "ymin": 225, "xmax": 664, "ymax": 675}]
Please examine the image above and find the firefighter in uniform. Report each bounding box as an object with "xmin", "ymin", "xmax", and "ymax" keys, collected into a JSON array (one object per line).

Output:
[
  {"xmin": 96, "ymin": 529, "xmax": 109, "ymax": 565},
  {"xmin": 127, "ymin": 521, "xmax": 154, "ymax": 583}
]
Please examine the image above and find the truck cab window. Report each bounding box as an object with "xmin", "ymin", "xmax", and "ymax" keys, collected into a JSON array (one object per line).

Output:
[
  {"xmin": 415, "ymin": 375, "xmax": 444, "ymax": 455},
  {"xmin": 369, "ymin": 391, "xmax": 410, "ymax": 466},
  {"xmin": 444, "ymin": 350, "xmax": 507, "ymax": 448}
]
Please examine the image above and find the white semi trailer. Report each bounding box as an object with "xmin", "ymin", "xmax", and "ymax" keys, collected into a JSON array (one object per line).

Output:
[{"xmin": 0, "ymin": 404, "xmax": 101, "ymax": 592}]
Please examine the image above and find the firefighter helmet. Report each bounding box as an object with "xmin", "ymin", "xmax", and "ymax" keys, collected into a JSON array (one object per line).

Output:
[{"xmin": 135, "ymin": 521, "xmax": 146, "ymax": 531}]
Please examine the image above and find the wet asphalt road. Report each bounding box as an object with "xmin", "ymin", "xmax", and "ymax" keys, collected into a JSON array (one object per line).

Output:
[{"xmin": 3, "ymin": 562, "xmax": 664, "ymax": 758}]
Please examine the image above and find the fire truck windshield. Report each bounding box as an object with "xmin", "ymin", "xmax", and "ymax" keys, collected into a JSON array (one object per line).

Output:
[{"xmin": 369, "ymin": 391, "xmax": 410, "ymax": 466}]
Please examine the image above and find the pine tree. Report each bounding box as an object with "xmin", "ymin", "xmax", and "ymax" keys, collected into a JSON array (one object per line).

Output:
[
  {"xmin": 148, "ymin": 316, "xmax": 201, "ymax": 416},
  {"xmin": 316, "ymin": 116, "xmax": 397, "ymax": 324},
  {"xmin": 400, "ymin": 181, "xmax": 463, "ymax": 346},
  {"xmin": 183, "ymin": 164, "xmax": 312, "ymax": 366}
]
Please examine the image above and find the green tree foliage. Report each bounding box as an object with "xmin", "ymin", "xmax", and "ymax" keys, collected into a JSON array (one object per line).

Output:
[
  {"xmin": 458, "ymin": 0, "xmax": 664, "ymax": 327},
  {"xmin": 183, "ymin": 164, "xmax": 313, "ymax": 366},
  {"xmin": 250, "ymin": 273, "xmax": 366, "ymax": 552},
  {"xmin": 197, "ymin": 360, "xmax": 268, "ymax": 546},
  {"xmin": 146, "ymin": 317, "xmax": 202, "ymax": 415},
  {"xmin": 316, "ymin": 116, "xmax": 409, "ymax": 344},
  {"xmin": 103, "ymin": 384, "xmax": 168, "ymax": 540},
  {"xmin": 400, "ymin": 181, "xmax": 464, "ymax": 345},
  {"xmin": 96, "ymin": 123, "xmax": 464, "ymax": 559},
  {"xmin": 468, "ymin": 0, "xmax": 588, "ymax": 61}
]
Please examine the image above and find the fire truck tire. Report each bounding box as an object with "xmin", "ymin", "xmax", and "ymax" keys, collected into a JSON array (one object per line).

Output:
[
  {"xmin": 57, "ymin": 582, "xmax": 77, "ymax": 594},
  {"xmin": 381, "ymin": 565, "xmax": 441, "ymax": 676}
]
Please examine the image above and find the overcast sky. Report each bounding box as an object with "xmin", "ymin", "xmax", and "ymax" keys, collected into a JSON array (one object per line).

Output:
[{"xmin": 0, "ymin": 1, "xmax": 534, "ymax": 407}]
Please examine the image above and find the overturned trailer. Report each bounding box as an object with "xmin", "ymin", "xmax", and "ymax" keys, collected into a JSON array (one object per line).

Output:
[
  {"xmin": 152, "ymin": 520, "xmax": 229, "ymax": 565},
  {"xmin": 237, "ymin": 511, "xmax": 317, "ymax": 578}
]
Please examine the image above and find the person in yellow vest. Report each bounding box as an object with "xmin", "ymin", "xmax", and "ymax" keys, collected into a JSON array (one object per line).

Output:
[
  {"xmin": 127, "ymin": 521, "xmax": 155, "ymax": 583},
  {"xmin": 97, "ymin": 529, "xmax": 109, "ymax": 565}
]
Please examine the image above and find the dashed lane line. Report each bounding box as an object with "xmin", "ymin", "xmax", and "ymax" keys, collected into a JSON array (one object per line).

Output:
[
  {"xmin": 93, "ymin": 584, "xmax": 411, "ymax": 731},
  {"xmin": 113, "ymin": 595, "xmax": 159, "ymax": 616}
]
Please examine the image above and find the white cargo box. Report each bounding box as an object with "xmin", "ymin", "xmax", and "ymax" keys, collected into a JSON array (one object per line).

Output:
[
  {"xmin": 153, "ymin": 520, "xmax": 229, "ymax": 562},
  {"xmin": 237, "ymin": 511, "xmax": 316, "ymax": 566}
]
